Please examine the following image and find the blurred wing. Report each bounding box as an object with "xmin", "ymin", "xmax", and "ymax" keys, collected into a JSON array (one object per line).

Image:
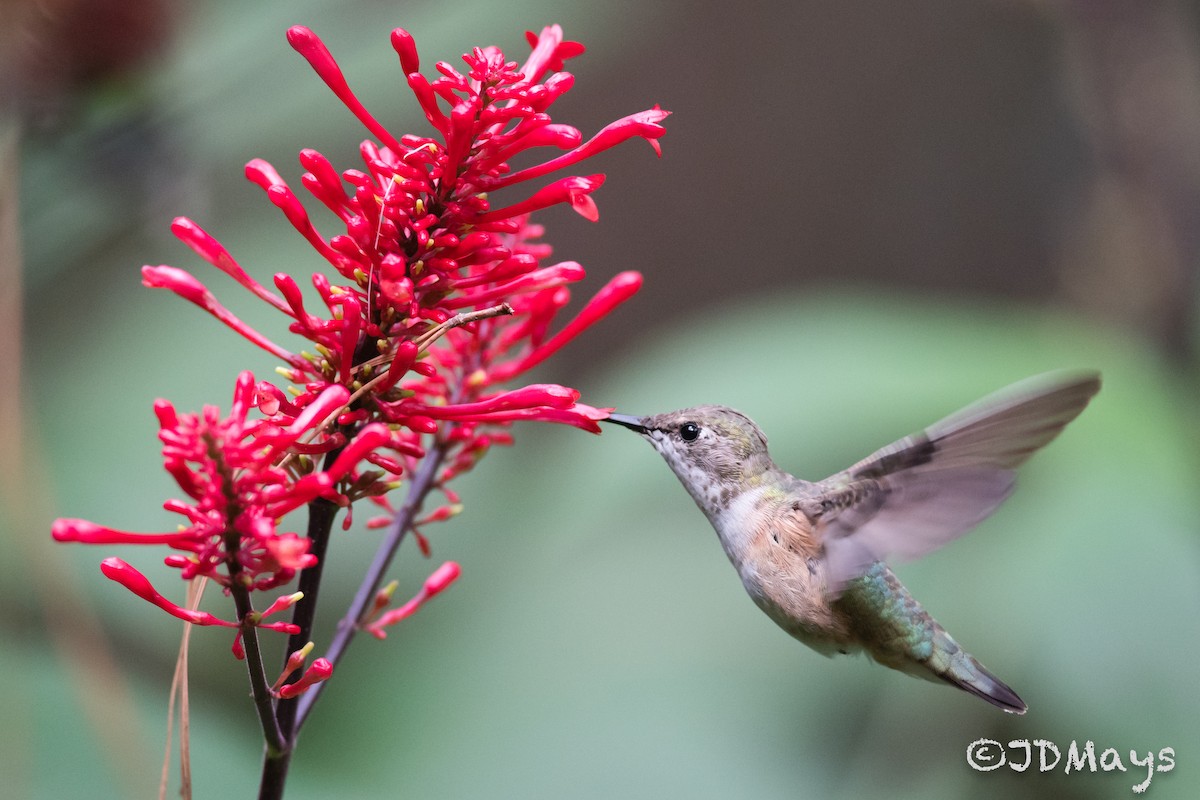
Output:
[{"xmin": 813, "ymin": 370, "xmax": 1101, "ymax": 593}]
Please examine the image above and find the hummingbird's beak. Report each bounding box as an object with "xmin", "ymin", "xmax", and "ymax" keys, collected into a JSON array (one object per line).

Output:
[{"xmin": 603, "ymin": 413, "xmax": 649, "ymax": 434}]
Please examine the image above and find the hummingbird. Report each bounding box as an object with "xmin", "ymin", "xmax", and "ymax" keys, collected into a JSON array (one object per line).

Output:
[{"xmin": 604, "ymin": 370, "xmax": 1101, "ymax": 713}]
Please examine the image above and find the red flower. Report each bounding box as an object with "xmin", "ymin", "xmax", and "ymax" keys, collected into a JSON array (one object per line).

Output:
[
  {"xmin": 278, "ymin": 658, "xmax": 334, "ymax": 699},
  {"xmin": 364, "ymin": 561, "xmax": 462, "ymax": 639},
  {"xmin": 54, "ymin": 373, "xmax": 357, "ymax": 592},
  {"xmin": 53, "ymin": 23, "xmax": 666, "ymax": 642}
]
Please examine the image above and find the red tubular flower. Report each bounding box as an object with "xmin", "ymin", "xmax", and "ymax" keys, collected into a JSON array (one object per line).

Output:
[
  {"xmin": 324, "ymin": 424, "xmax": 394, "ymax": 480},
  {"xmin": 483, "ymin": 271, "xmax": 643, "ymax": 385},
  {"xmin": 53, "ymin": 519, "xmax": 199, "ymax": 546},
  {"xmin": 288, "ymin": 25, "xmax": 403, "ymax": 152},
  {"xmin": 392, "ymin": 384, "xmax": 579, "ymax": 420},
  {"xmin": 171, "ymin": 217, "xmax": 291, "ymax": 314},
  {"xmin": 54, "ymin": 22, "xmax": 666, "ymax": 655},
  {"xmin": 142, "ymin": 266, "xmax": 304, "ymax": 368},
  {"xmin": 99, "ymin": 558, "xmax": 238, "ymax": 627},
  {"xmin": 438, "ymin": 403, "xmax": 610, "ymax": 433},
  {"xmin": 260, "ymin": 592, "xmax": 305, "ymax": 620},
  {"xmin": 278, "ymin": 657, "xmax": 334, "ymax": 699},
  {"xmin": 273, "ymin": 642, "xmax": 315, "ymax": 691},
  {"xmin": 475, "ymin": 175, "xmax": 607, "ymax": 224},
  {"xmin": 482, "ymin": 108, "xmax": 668, "ymax": 191},
  {"xmin": 62, "ymin": 373, "xmax": 350, "ymax": 599},
  {"xmin": 365, "ymin": 561, "xmax": 461, "ymax": 639}
]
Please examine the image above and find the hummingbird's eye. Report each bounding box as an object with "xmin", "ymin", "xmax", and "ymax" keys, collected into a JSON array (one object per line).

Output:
[{"xmin": 679, "ymin": 422, "xmax": 701, "ymax": 442}]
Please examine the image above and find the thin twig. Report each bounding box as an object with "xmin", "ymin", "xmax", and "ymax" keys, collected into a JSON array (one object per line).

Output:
[
  {"xmin": 275, "ymin": 497, "xmax": 340, "ymax": 738},
  {"xmin": 228, "ymin": 580, "xmax": 286, "ymax": 755},
  {"xmin": 275, "ymin": 303, "xmax": 512, "ymax": 474},
  {"xmin": 159, "ymin": 577, "xmax": 206, "ymax": 800},
  {"xmin": 414, "ymin": 303, "xmax": 515, "ymax": 349},
  {"xmin": 179, "ymin": 580, "xmax": 198, "ymax": 800},
  {"xmin": 293, "ymin": 439, "xmax": 448, "ymax": 730},
  {"xmin": 259, "ymin": 307, "xmax": 504, "ymax": 787},
  {"xmin": 258, "ymin": 480, "xmax": 342, "ymax": 800}
]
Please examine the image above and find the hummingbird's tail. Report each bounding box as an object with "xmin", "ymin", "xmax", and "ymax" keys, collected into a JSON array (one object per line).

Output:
[
  {"xmin": 842, "ymin": 564, "xmax": 1027, "ymax": 714},
  {"xmin": 924, "ymin": 629, "xmax": 1027, "ymax": 714}
]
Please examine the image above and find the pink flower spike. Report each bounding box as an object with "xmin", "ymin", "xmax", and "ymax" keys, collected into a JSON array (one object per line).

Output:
[
  {"xmin": 442, "ymin": 262, "xmax": 587, "ymax": 310},
  {"xmin": 376, "ymin": 340, "xmax": 418, "ymax": 392},
  {"xmin": 170, "ymin": 218, "xmax": 291, "ymax": 314},
  {"xmin": 476, "ymin": 174, "xmax": 606, "ymax": 224},
  {"xmin": 273, "ymin": 273, "xmax": 322, "ymax": 333},
  {"xmin": 266, "ymin": 472, "xmax": 333, "ymax": 517},
  {"xmin": 364, "ymin": 561, "xmax": 460, "ymax": 639},
  {"xmin": 262, "ymin": 184, "xmax": 346, "ymax": 268},
  {"xmin": 244, "ymin": 158, "xmax": 288, "ymax": 191},
  {"xmin": 141, "ymin": 263, "xmax": 207, "ymax": 304},
  {"xmin": 286, "ymin": 26, "xmax": 403, "ymax": 153},
  {"xmin": 260, "ymin": 591, "xmax": 304, "ymax": 620},
  {"xmin": 452, "ymin": 403, "xmax": 609, "ymax": 432},
  {"xmin": 368, "ymin": 579, "xmax": 401, "ymax": 622},
  {"xmin": 401, "ymin": 384, "xmax": 579, "ymax": 419},
  {"xmin": 152, "ymin": 399, "xmax": 179, "ymax": 430},
  {"xmin": 264, "ymin": 533, "xmax": 318, "ymax": 572},
  {"xmin": 55, "ymin": 24, "xmax": 672, "ymax": 661},
  {"xmin": 424, "ymin": 560, "xmax": 461, "ymax": 597},
  {"xmin": 282, "ymin": 384, "xmax": 352, "ymax": 441},
  {"xmin": 390, "ymin": 28, "xmax": 419, "ymax": 75},
  {"xmin": 272, "ymin": 641, "xmax": 315, "ymax": 691},
  {"xmin": 142, "ymin": 266, "xmax": 304, "ymax": 368},
  {"xmin": 52, "ymin": 519, "xmax": 190, "ymax": 545},
  {"xmin": 521, "ymin": 25, "xmax": 585, "ymax": 83},
  {"xmin": 325, "ymin": 423, "xmax": 393, "ymax": 481},
  {"xmin": 331, "ymin": 292, "xmax": 362, "ymax": 384},
  {"xmin": 99, "ymin": 558, "xmax": 237, "ymax": 627},
  {"xmin": 486, "ymin": 271, "xmax": 642, "ymax": 384},
  {"xmin": 278, "ymin": 657, "xmax": 333, "ymax": 699},
  {"xmin": 486, "ymin": 108, "xmax": 670, "ymax": 190}
]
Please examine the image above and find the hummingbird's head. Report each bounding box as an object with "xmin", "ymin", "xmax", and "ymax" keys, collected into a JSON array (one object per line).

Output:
[{"xmin": 605, "ymin": 406, "xmax": 775, "ymax": 513}]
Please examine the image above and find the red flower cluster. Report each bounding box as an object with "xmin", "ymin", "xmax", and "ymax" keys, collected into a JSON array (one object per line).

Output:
[
  {"xmin": 52, "ymin": 24, "xmax": 666, "ymax": 640},
  {"xmin": 54, "ymin": 374, "xmax": 353, "ymax": 603}
]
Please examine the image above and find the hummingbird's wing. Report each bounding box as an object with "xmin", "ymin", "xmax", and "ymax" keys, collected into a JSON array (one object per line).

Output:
[{"xmin": 808, "ymin": 370, "xmax": 1101, "ymax": 593}]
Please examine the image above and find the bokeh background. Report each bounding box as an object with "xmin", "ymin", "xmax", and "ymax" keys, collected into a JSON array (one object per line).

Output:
[{"xmin": 4, "ymin": 0, "xmax": 1199, "ymax": 798}]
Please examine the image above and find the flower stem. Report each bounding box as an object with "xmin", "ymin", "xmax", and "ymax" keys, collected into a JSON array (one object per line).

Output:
[
  {"xmin": 257, "ymin": 749, "xmax": 289, "ymax": 800},
  {"xmin": 280, "ymin": 497, "xmax": 339, "ymax": 732},
  {"xmin": 293, "ymin": 439, "xmax": 447, "ymax": 731},
  {"xmin": 228, "ymin": 581, "xmax": 285, "ymax": 756},
  {"xmin": 257, "ymin": 496, "xmax": 339, "ymax": 800}
]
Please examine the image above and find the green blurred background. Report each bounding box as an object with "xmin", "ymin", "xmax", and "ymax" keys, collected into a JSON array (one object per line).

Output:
[{"xmin": 4, "ymin": 0, "xmax": 1200, "ymax": 798}]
